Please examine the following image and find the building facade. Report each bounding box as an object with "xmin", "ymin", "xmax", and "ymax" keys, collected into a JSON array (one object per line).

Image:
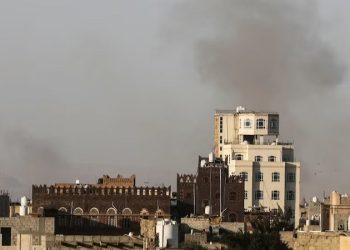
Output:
[
  {"xmin": 32, "ymin": 175, "xmax": 171, "ymax": 235},
  {"xmin": 214, "ymin": 107, "xmax": 301, "ymax": 226},
  {"xmin": 0, "ymin": 191, "xmax": 10, "ymax": 217},
  {"xmin": 177, "ymin": 156, "xmax": 244, "ymax": 222}
]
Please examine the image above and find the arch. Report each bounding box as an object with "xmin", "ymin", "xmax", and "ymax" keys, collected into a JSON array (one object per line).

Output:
[
  {"xmin": 235, "ymin": 154, "xmax": 243, "ymax": 160},
  {"xmin": 244, "ymin": 119, "xmax": 252, "ymax": 128},
  {"xmin": 255, "ymin": 155, "xmax": 263, "ymax": 162},
  {"xmin": 89, "ymin": 207, "xmax": 99, "ymax": 215},
  {"xmin": 73, "ymin": 207, "xmax": 83, "ymax": 215},
  {"xmin": 122, "ymin": 208, "xmax": 132, "ymax": 215},
  {"xmin": 268, "ymin": 156, "xmax": 276, "ymax": 162},
  {"xmin": 106, "ymin": 207, "xmax": 117, "ymax": 227},
  {"xmin": 58, "ymin": 207, "xmax": 67, "ymax": 214},
  {"xmin": 107, "ymin": 207, "xmax": 117, "ymax": 215},
  {"xmin": 140, "ymin": 208, "xmax": 150, "ymax": 215}
]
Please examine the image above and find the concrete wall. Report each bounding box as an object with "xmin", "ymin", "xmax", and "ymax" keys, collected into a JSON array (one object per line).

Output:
[{"xmin": 279, "ymin": 231, "xmax": 350, "ymax": 250}]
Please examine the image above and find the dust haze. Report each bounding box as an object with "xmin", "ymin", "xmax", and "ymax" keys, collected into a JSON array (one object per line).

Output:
[{"xmin": 0, "ymin": 0, "xmax": 349, "ymax": 200}]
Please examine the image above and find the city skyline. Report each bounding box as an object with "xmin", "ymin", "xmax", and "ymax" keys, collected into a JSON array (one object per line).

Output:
[{"xmin": 0, "ymin": 1, "xmax": 350, "ymax": 201}]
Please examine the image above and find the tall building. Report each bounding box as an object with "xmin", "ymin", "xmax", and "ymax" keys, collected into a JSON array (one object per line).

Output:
[
  {"xmin": 214, "ymin": 106, "xmax": 300, "ymax": 226},
  {"xmin": 177, "ymin": 155, "xmax": 244, "ymax": 222}
]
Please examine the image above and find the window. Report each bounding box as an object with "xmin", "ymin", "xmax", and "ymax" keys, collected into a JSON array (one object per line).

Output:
[
  {"xmin": 270, "ymin": 119, "xmax": 278, "ymax": 129},
  {"xmin": 272, "ymin": 172, "xmax": 280, "ymax": 182},
  {"xmin": 244, "ymin": 191, "xmax": 248, "ymax": 200},
  {"xmin": 287, "ymin": 173, "xmax": 295, "ymax": 182},
  {"xmin": 235, "ymin": 154, "xmax": 243, "ymax": 160},
  {"xmin": 271, "ymin": 190, "xmax": 280, "ymax": 200},
  {"xmin": 229, "ymin": 192, "xmax": 237, "ymax": 201},
  {"xmin": 244, "ymin": 119, "xmax": 252, "ymax": 128},
  {"xmin": 255, "ymin": 172, "xmax": 263, "ymax": 182},
  {"xmin": 255, "ymin": 190, "xmax": 263, "ymax": 200},
  {"xmin": 256, "ymin": 119, "xmax": 265, "ymax": 129},
  {"xmin": 287, "ymin": 191, "xmax": 295, "ymax": 200},
  {"xmin": 239, "ymin": 172, "xmax": 248, "ymax": 181},
  {"xmin": 220, "ymin": 146, "xmax": 222, "ymax": 151},
  {"xmin": 268, "ymin": 156, "xmax": 276, "ymax": 162},
  {"xmin": 220, "ymin": 136, "xmax": 222, "ymax": 144},
  {"xmin": 255, "ymin": 155, "xmax": 263, "ymax": 162}
]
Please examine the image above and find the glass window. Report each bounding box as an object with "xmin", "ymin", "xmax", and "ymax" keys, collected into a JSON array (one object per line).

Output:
[
  {"xmin": 244, "ymin": 119, "xmax": 252, "ymax": 128},
  {"xmin": 271, "ymin": 190, "xmax": 280, "ymax": 200},
  {"xmin": 268, "ymin": 156, "xmax": 276, "ymax": 162},
  {"xmin": 272, "ymin": 172, "xmax": 280, "ymax": 182},
  {"xmin": 270, "ymin": 119, "xmax": 278, "ymax": 129},
  {"xmin": 255, "ymin": 155, "xmax": 263, "ymax": 162},
  {"xmin": 287, "ymin": 173, "xmax": 295, "ymax": 182},
  {"xmin": 229, "ymin": 192, "xmax": 237, "ymax": 201},
  {"xmin": 287, "ymin": 191, "xmax": 295, "ymax": 200},
  {"xmin": 255, "ymin": 172, "xmax": 263, "ymax": 182},
  {"xmin": 255, "ymin": 190, "xmax": 263, "ymax": 200},
  {"xmin": 235, "ymin": 154, "xmax": 243, "ymax": 160},
  {"xmin": 256, "ymin": 119, "xmax": 266, "ymax": 129},
  {"xmin": 244, "ymin": 191, "xmax": 248, "ymax": 200},
  {"xmin": 239, "ymin": 172, "xmax": 248, "ymax": 181},
  {"xmin": 220, "ymin": 136, "xmax": 222, "ymax": 144}
]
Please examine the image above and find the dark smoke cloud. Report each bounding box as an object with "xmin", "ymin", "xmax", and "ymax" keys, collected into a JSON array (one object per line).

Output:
[{"xmin": 165, "ymin": 0, "xmax": 349, "ymax": 198}]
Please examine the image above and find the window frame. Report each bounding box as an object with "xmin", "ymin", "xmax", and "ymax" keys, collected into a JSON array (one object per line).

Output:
[
  {"xmin": 255, "ymin": 155, "xmax": 263, "ymax": 162},
  {"xmin": 244, "ymin": 119, "xmax": 252, "ymax": 128},
  {"xmin": 255, "ymin": 172, "xmax": 263, "ymax": 182},
  {"xmin": 287, "ymin": 173, "xmax": 296, "ymax": 182},
  {"xmin": 272, "ymin": 172, "xmax": 280, "ymax": 182},
  {"xmin": 271, "ymin": 190, "xmax": 280, "ymax": 200},
  {"xmin": 255, "ymin": 190, "xmax": 264, "ymax": 200},
  {"xmin": 235, "ymin": 154, "xmax": 243, "ymax": 160},
  {"xmin": 239, "ymin": 172, "xmax": 248, "ymax": 181},
  {"xmin": 268, "ymin": 156, "xmax": 276, "ymax": 162},
  {"xmin": 256, "ymin": 118, "xmax": 266, "ymax": 129},
  {"xmin": 287, "ymin": 190, "xmax": 295, "ymax": 200}
]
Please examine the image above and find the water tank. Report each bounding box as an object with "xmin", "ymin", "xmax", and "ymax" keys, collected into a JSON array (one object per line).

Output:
[
  {"xmin": 205, "ymin": 205, "xmax": 211, "ymax": 215},
  {"xmin": 156, "ymin": 219, "xmax": 179, "ymax": 248},
  {"xmin": 208, "ymin": 152, "xmax": 214, "ymax": 163},
  {"xmin": 19, "ymin": 196, "xmax": 28, "ymax": 216}
]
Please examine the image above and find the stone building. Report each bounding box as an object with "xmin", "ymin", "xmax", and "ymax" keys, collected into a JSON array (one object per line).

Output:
[
  {"xmin": 329, "ymin": 191, "xmax": 350, "ymax": 231},
  {"xmin": 177, "ymin": 155, "xmax": 244, "ymax": 222},
  {"xmin": 214, "ymin": 107, "xmax": 301, "ymax": 226},
  {"xmin": 32, "ymin": 175, "xmax": 171, "ymax": 235}
]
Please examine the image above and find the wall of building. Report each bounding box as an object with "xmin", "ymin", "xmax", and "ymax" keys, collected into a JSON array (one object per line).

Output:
[{"xmin": 279, "ymin": 231, "xmax": 350, "ymax": 250}]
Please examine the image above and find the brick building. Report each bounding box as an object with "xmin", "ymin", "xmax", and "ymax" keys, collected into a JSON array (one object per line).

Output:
[
  {"xmin": 177, "ymin": 155, "xmax": 244, "ymax": 222},
  {"xmin": 32, "ymin": 175, "xmax": 171, "ymax": 235}
]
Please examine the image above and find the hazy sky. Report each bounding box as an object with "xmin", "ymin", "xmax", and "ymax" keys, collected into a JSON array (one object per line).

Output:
[{"xmin": 0, "ymin": 0, "xmax": 349, "ymax": 200}]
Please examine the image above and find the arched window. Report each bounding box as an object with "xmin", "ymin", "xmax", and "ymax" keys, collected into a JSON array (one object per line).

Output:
[
  {"xmin": 268, "ymin": 156, "xmax": 276, "ymax": 162},
  {"xmin": 244, "ymin": 119, "xmax": 252, "ymax": 128},
  {"xmin": 89, "ymin": 207, "xmax": 99, "ymax": 225},
  {"xmin": 89, "ymin": 207, "xmax": 99, "ymax": 215},
  {"xmin": 235, "ymin": 154, "xmax": 243, "ymax": 160},
  {"xmin": 58, "ymin": 207, "xmax": 67, "ymax": 214},
  {"xmin": 255, "ymin": 172, "xmax": 263, "ymax": 182},
  {"xmin": 287, "ymin": 191, "xmax": 295, "ymax": 200},
  {"xmin": 271, "ymin": 190, "xmax": 280, "ymax": 200},
  {"xmin": 122, "ymin": 208, "xmax": 132, "ymax": 215},
  {"xmin": 73, "ymin": 207, "xmax": 83, "ymax": 215},
  {"xmin": 239, "ymin": 172, "xmax": 248, "ymax": 181},
  {"xmin": 155, "ymin": 209, "xmax": 165, "ymax": 218},
  {"xmin": 255, "ymin": 155, "xmax": 263, "ymax": 162},
  {"xmin": 256, "ymin": 119, "xmax": 265, "ymax": 129},
  {"xmin": 107, "ymin": 208, "xmax": 117, "ymax": 227},
  {"xmin": 272, "ymin": 172, "xmax": 280, "ymax": 182}
]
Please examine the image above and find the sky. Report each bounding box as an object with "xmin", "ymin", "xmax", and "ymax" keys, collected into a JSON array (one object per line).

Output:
[{"xmin": 0, "ymin": 0, "xmax": 349, "ymax": 200}]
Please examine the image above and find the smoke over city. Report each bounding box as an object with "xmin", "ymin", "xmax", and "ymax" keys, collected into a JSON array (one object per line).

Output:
[
  {"xmin": 166, "ymin": 0, "xmax": 349, "ymax": 197},
  {"xmin": 0, "ymin": 1, "xmax": 349, "ymax": 200}
]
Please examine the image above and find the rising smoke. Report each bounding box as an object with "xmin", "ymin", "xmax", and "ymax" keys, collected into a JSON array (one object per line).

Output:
[{"xmin": 166, "ymin": 0, "xmax": 349, "ymax": 197}]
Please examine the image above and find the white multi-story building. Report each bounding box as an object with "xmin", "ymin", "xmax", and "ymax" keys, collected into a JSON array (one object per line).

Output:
[{"xmin": 214, "ymin": 106, "xmax": 300, "ymax": 226}]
